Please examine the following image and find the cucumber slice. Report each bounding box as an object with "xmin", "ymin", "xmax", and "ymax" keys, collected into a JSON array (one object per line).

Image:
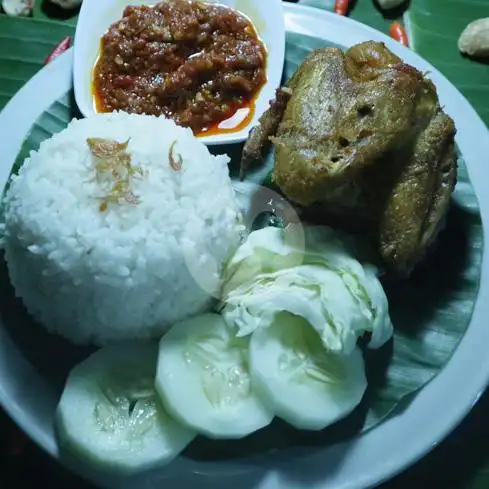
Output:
[
  {"xmin": 249, "ymin": 313, "xmax": 367, "ymax": 431},
  {"xmin": 55, "ymin": 343, "xmax": 196, "ymax": 475},
  {"xmin": 155, "ymin": 313, "xmax": 273, "ymax": 439}
]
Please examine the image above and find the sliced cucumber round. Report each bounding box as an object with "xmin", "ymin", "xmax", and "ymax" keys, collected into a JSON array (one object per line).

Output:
[
  {"xmin": 249, "ymin": 313, "xmax": 367, "ymax": 431},
  {"xmin": 155, "ymin": 313, "xmax": 273, "ymax": 439},
  {"xmin": 55, "ymin": 343, "xmax": 196, "ymax": 475}
]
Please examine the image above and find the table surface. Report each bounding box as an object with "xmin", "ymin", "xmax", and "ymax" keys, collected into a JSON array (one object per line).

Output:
[{"xmin": 1, "ymin": 1, "xmax": 489, "ymax": 488}]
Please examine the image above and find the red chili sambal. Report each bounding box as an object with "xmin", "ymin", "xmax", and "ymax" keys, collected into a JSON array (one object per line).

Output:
[{"xmin": 93, "ymin": 0, "xmax": 267, "ymax": 135}]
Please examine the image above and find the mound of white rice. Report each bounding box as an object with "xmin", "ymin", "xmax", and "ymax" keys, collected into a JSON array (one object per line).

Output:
[{"xmin": 2, "ymin": 112, "xmax": 243, "ymax": 345}]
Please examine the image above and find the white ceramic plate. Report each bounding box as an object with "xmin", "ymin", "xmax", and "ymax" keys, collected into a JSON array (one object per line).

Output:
[
  {"xmin": 1, "ymin": 5, "xmax": 488, "ymax": 489},
  {"xmin": 73, "ymin": 0, "xmax": 285, "ymax": 146}
]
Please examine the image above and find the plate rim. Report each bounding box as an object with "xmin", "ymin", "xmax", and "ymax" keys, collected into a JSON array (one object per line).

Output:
[{"xmin": 0, "ymin": 4, "xmax": 488, "ymax": 489}]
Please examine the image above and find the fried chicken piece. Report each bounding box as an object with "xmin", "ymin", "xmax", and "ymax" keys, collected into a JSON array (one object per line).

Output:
[
  {"xmin": 271, "ymin": 42, "xmax": 439, "ymax": 205},
  {"xmin": 240, "ymin": 41, "xmax": 457, "ymax": 275},
  {"xmin": 240, "ymin": 87, "xmax": 292, "ymax": 180},
  {"xmin": 377, "ymin": 109, "xmax": 457, "ymax": 274}
]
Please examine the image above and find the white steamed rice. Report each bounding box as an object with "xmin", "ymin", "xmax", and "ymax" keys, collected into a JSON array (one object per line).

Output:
[{"xmin": 1, "ymin": 112, "xmax": 243, "ymax": 345}]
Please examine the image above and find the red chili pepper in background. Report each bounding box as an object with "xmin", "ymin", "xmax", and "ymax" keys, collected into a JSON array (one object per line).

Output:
[
  {"xmin": 389, "ymin": 21, "xmax": 409, "ymax": 47},
  {"xmin": 44, "ymin": 36, "xmax": 72, "ymax": 65},
  {"xmin": 334, "ymin": 0, "xmax": 350, "ymax": 16}
]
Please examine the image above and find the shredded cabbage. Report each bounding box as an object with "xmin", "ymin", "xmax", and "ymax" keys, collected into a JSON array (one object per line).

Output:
[{"xmin": 220, "ymin": 226, "xmax": 393, "ymax": 355}]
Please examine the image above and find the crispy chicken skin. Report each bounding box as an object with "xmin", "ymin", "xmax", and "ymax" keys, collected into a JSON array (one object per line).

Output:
[
  {"xmin": 377, "ymin": 110, "xmax": 457, "ymax": 273},
  {"xmin": 240, "ymin": 87, "xmax": 292, "ymax": 179},
  {"xmin": 240, "ymin": 41, "xmax": 457, "ymax": 275}
]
